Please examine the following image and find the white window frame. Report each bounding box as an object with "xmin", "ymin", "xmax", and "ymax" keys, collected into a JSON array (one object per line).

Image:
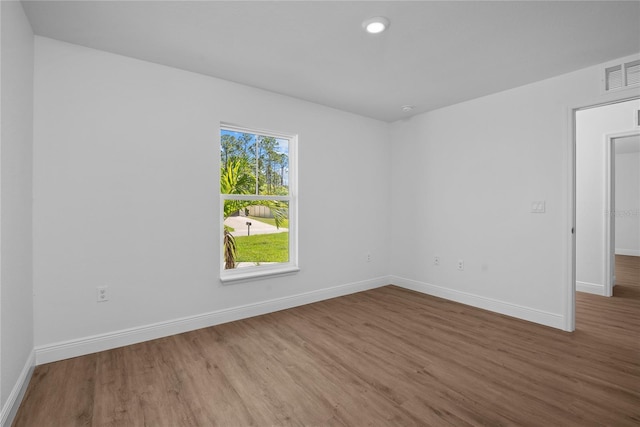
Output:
[{"xmin": 219, "ymin": 123, "xmax": 299, "ymax": 283}]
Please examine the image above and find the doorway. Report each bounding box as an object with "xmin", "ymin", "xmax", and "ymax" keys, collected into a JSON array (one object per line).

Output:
[
  {"xmin": 604, "ymin": 130, "xmax": 640, "ymax": 297},
  {"xmin": 609, "ymin": 133, "xmax": 640, "ymax": 296},
  {"xmin": 574, "ymin": 98, "xmax": 640, "ymax": 304}
]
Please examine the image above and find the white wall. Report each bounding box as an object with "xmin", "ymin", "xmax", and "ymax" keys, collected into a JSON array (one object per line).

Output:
[
  {"xmin": 390, "ymin": 61, "xmax": 639, "ymax": 330},
  {"xmin": 33, "ymin": 37, "xmax": 391, "ymax": 361},
  {"xmin": 25, "ymin": 32, "xmax": 640, "ymax": 367},
  {"xmin": 615, "ymin": 151, "xmax": 640, "ymax": 255},
  {"xmin": 576, "ymin": 100, "xmax": 640, "ymax": 295},
  {"xmin": 0, "ymin": 0, "xmax": 35, "ymax": 424}
]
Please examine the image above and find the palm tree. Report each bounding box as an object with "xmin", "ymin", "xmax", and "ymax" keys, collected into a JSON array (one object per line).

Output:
[{"xmin": 221, "ymin": 159, "xmax": 288, "ymax": 269}]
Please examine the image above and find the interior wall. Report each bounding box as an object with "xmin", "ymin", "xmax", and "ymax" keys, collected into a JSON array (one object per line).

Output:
[
  {"xmin": 389, "ymin": 61, "xmax": 640, "ymax": 329},
  {"xmin": 0, "ymin": 0, "xmax": 34, "ymax": 417},
  {"xmin": 576, "ymin": 99, "xmax": 640, "ymax": 295},
  {"xmin": 25, "ymin": 33, "xmax": 640, "ymax": 364},
  {"xmin": 32, "ymin": 37, "xmax": 391, "ymax": 355},
  {"xmin": 615, "ymin": 150, "xmax": 640, "ymax": 255}
]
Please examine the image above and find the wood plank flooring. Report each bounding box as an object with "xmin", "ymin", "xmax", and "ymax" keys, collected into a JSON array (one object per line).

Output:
[{"xmin": 14, "ymin": 256, "xmax": 640, "ymax": 426}]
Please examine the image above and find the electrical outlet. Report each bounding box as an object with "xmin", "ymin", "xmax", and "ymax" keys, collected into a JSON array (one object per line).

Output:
[
  {"xmin": 457, "ymin": 260, "xmax": 464, "ymax": 271},
  {"xmin": 434, "ymin": 256, "xmax": 440, "ymax": 266},
  {"xmin": 367, "ymin": 253, "xmax": 371, "ymax": 263},
  {"xmin": 96, "ymin": 286, "xmax": 109, "ymax": 302}
]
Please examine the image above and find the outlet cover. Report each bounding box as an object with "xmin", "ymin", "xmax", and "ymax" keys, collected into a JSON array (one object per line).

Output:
[{"xmin": 96, "ymin": 286, "xmax": 109, "ymax": 302}]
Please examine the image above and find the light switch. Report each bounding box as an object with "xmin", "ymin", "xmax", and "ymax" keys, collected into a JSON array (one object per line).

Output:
[{"xmin": 531, "ymin": 201, "xmax": 546, "ymax": 213}]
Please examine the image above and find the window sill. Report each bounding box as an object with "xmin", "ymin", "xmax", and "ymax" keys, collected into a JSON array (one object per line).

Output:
[{"xmin": 220, "ymin": 265, "xmax": 300, "ymax": 284}]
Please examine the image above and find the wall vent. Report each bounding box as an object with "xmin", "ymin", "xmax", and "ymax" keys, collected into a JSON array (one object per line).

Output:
[
  {"xmin": 605, "ymin": 59, "xmax": 640, "ymax": 92},
  {"xmin": 626, "ymin": 61, "xmax": 640, "ymax": 86}
]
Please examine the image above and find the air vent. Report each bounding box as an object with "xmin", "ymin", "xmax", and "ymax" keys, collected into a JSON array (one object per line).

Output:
[
  {"xmin": 626, "ymin": 61, "xmax": 640, "ymax": 86},
  {"xmin": 606, "ymin": 65, "xmax": 623, "ymax": 90},
  {"xmin": 604, "ymin": 59, "xmax": 640, "ymax": 92}
]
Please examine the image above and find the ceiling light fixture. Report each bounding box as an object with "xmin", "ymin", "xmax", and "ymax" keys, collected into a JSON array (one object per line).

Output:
[
  {"xmin": 401, "ymin": 105, "xmax": 415, "ymax": 112},
  {"xmin": 362, "ymin": 17, "xmax": 390, "ymax": 34}
]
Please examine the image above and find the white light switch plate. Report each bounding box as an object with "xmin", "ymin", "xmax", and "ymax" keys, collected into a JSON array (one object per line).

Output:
[{"xmin": 531, "ymin": 201, "xmax": 546, "ymax": 213}]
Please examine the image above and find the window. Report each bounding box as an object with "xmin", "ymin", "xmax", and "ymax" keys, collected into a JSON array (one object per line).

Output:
[{"xmin": 219, "ymin": 124, "xmax": 298, "ymax": 282}]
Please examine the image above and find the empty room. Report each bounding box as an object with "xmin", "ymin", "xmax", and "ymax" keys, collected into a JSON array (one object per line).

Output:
[{"xmin": 2, "ymin": 1, "xmax": 639, "ymax": 426}]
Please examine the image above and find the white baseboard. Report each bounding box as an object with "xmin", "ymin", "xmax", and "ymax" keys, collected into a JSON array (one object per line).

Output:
[
  {"xmin": 0, "ymin": 350, "xmax": 35, "ymax": 427},
  {"xmin": 35, "ymin": 276, "xmax": 389, "ymax": 365},
  {"xmin": 576, "ymin": 281, "xmax": 605, "ymax": 295},
  {"xmin": 390, "ymin": 276, "xmax": 565, "ymax": 330},
  {"xmin": 615, "ymin": 248, "xmax": 640, "ymax": 256}
]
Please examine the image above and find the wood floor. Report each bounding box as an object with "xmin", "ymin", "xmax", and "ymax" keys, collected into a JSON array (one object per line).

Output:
[{"xmin": 14, "ymin": 256, "xmax": 640, "ymax": 426}]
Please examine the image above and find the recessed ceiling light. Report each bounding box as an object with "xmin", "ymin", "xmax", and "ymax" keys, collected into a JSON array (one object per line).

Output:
[
  {"xmin": 401, "ymin": 105, "xmax": 415, "ymax": 112},
  {"xmin": 362, "ymin": 17, "xmax": 390, "ymax": 34}
]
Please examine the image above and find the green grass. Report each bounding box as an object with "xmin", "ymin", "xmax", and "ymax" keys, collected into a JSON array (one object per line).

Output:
[
  {"xmin": 235, "ymin": 232, "xmax": 289, "ymax": 263},
  {"xmin": 248, "ymin": 216, "xmax": 289, "ymax": 229}
]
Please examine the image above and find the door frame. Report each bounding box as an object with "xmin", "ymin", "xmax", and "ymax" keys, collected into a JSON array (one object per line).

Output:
[
  {"xmin": 605, "ymin": 130, "xmax": 640, "ymax": 296},
  {"xmin": 567, "ymin": 95, "xmax": 639, "ymax": 331}
]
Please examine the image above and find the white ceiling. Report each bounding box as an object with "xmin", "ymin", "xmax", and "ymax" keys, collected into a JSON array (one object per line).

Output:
[{"xmin": 21, "ymin": 0, "xmax": 640, "ymax": 122}]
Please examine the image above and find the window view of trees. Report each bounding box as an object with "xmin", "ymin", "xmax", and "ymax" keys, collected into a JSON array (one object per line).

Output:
[
  {"xmin": 221, "ymin": 131, "xmax": 289, "ymax": 196},
  {"xmin": 220, "ymin": 129, "xmax": 290, "ymax": 270}
]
